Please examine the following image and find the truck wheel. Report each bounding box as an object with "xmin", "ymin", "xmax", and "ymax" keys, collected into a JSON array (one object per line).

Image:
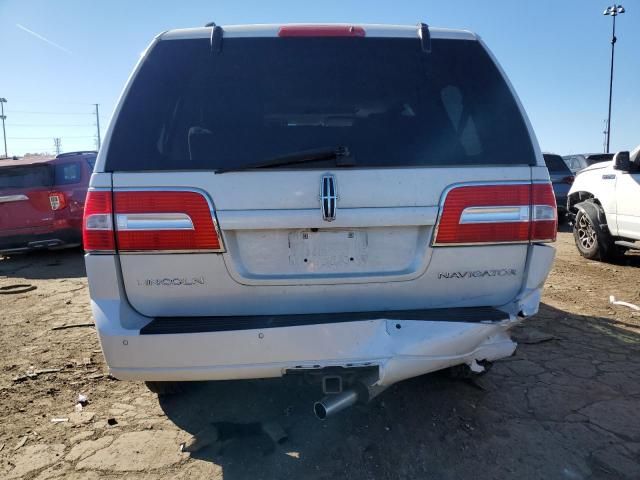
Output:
[
  {"xmin": 145, "ymin": 381, "xmax": 186, "ymax": 396},
  {"xmin": 573, "ymin": 205, "xmax": 621, "ymax": 261}
]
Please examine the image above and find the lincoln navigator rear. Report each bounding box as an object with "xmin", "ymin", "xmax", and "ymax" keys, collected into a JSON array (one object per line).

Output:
[{"xmin": 84, "ymin": 23, "xmax": 556, "ymax": 418}]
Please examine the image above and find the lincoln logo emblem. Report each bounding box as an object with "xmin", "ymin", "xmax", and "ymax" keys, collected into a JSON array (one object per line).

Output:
[{"xmin": 320, "ymin": 174, "xmax": 337, "ymax": 221}]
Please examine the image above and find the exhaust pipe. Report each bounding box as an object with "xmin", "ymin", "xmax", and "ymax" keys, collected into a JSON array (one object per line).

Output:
[
  {"xmin": 314, "ymin": 390, "xmax": 359, "ymax": 420},
  {"xmin": 313, "ymin": 373, "xmax": 388, "ymax": 420}
]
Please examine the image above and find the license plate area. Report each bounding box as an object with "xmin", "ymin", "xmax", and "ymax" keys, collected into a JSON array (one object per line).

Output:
[
  {"xmin": 288, "ymin": 229, "xmax": 368, "ymax": 271},
  {"xmin": 225, "ymin": 226, "xmax": 425, "ymax": 282}
]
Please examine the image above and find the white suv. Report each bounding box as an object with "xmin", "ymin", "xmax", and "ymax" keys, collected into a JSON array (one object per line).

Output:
[
  {"xmin": 568, "ymin": 146, "xmax": 640, "ymax": 261},
  {"xmin": 83, "ymin": 23, "xmax": 556, "ymax": 418}
]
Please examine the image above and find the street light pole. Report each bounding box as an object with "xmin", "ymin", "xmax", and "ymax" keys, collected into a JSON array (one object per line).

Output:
[
  {"xmin": 94, "ymin": 103, "xmax": 101, "ymax": 150},
  {"xmin": 603, "ymin": 4, "xmax": 625, "ymax": 154},
  {"xmin": 0, "ymin": 98, "xmax": 7, "ymax": 159}
]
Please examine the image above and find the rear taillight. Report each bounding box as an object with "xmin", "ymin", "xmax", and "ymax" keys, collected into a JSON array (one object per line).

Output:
[
  {"xmin": 82, "ymin": 189, "xmax": 224, "ymax": 254},
  {"xmin": 48, "ymin": 192, "xmax": 67, "ymax": 211},
  {"xmin": 561, "ymin": 175, "xmax": 574, "ymax": 185},
  {"xmin": 114, "ymin": 191, "xmax": 223, "ymax": 252},
  {"xmin": 83, "ymin": 190, "xmax": 115, "ymax": 253},
  {"xmin": 433, "ymin": 183, "xmax": 557, "ymax": 246},
  {"xmin": 278, "ymin": 25, "xmax": 366, "ymax": 37},
  {"xmin": 530, "ymin": 183, "xmax": 557, "ymax": 242}
]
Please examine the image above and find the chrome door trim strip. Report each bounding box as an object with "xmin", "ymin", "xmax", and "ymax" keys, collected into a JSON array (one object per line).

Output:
[{"xmin": 0, "ymin": 194, "xmax": 29, "ymax": 203}]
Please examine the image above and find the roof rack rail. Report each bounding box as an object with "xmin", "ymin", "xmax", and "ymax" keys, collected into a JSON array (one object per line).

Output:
[
  {"xmin": 56, "ymin": 151, "xmax": 97, "ymax": 158},
  {"xmin": 207, "ymin": 22, "xmax": 223, "ymax": 54},
  {"xmin": 417, "ymin": 22, "xmax": 431, "ymax": 53}
]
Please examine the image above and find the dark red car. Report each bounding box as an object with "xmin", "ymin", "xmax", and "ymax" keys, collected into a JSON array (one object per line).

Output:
[{"xmin": 0, "ymin": 151, "xmax": 96, "ymax": 254}]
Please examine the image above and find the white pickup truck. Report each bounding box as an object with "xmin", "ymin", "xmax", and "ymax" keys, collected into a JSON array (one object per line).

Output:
[{"xmin": 567, "ymin": 146, "xmax": 640, "ymax": 261}]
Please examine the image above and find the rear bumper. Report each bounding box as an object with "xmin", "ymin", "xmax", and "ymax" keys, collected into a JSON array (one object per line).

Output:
[
  {"xmin": 101, "ymin": 314, "xmax": 518, "ymax": 385},
  {"xmin": 0, "ymin": 227, "xmax": 81, "ymax": 254},
  {"xmin": 87, "ymin": 244, "xmax": 555, "ymax": 385},
  {"xmin": 92, "ymin": 289, "xmax": 519, "ymax": 384}
]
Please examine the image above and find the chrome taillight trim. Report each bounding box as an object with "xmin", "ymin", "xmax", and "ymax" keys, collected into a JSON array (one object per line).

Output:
[
  {"xmin": 116, "ymin": 213, "xmax": 195, "ymax": 231},
  {"xmin": 459, "ymin": 205, "xmax": 530, "ymax": 224}
]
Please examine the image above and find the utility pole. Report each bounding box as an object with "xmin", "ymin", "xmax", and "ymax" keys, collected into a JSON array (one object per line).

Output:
[
  {"xmin": 602, "ymin": 120, "xmax": 608, "ymax": 153},
  {"xmin": 94, "ymin": 103, "xmax": 101, "ymax": 150},
  {"xmin": 0, "ymin": 97, "xmax": 7, "ymax": 158},
  {"xmin": 53, "ymin": 137, "xmax": 62, "ymax": 155},
  {"xmin": 603, "ymin": 4, "xmax": 625, "ymax": 154}
]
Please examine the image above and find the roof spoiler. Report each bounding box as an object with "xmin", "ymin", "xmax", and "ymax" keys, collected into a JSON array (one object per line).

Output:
[
  {"xmin": 417, "ymin": 22, "xmax": 431, "ymax": 53},
  {"xmin": 204, "ymin": 22, "xmax": 430, "ymax": 53},
  {"xmin": 206, "ymin": 22, "xmax": 223, "ymax": 54}
]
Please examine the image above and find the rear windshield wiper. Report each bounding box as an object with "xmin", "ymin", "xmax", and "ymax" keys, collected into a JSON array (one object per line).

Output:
[{"xmin": 215, "ymin": 146, "xmax": 353, "ymax": 174}]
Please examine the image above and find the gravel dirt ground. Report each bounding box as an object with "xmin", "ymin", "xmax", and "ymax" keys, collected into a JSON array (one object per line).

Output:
[{"xmin": 1, "ymin": 231, "xmax": 639, "ymax": 480}]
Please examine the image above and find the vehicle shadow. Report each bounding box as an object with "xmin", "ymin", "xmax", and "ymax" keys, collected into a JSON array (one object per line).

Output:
[
  {"xmin": 617, "ymin": 251, "xmax": 640, "ymax": 267},
  {"xmin": 158, "ymin": 303, "xmax": 640, "ymax": 480},
  {"xmin": 0, "ymin": 248, "xmax": 86, "ymax": 280}
]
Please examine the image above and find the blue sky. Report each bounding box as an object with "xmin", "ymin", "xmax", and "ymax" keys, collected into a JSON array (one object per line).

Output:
[{"xmin": 0, "ymin": 0, "xmax": 637, "ymax": 156}]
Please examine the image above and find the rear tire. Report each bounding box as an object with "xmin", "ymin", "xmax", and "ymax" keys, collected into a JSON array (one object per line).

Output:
[
  {"xmin": 573, "ymin": 205, "xmax": 622, "ymax": 262},
  {"xmin": 145, "ymin": 381, "xmax": 186, "ymax": 396}
]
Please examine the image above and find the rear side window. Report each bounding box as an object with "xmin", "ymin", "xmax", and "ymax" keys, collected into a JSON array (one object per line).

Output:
[
  {"xmin": 543, "ymin": 154, "xmax": 571, "ymax": 173},
  {"xmin": 586, "ymin": 154, "xmax": 613, "ymax": 165},
  {"xmin": 0, "ymin": 166, "xmax": 53, "ymax": 190},
  {"xmin": 563, "ymin": 155, "xmax": 583, "ymax": 171},
  {"xmin": 86, "ymin": 156, "xmax": 97, "ymax": 170},
  {"xmin": 106, "ymin": 37, "xmax": 536, "ymax": 171},
  {"xmin": 54, "ymin": 162, "xmax": 82, "ymax": 185}
]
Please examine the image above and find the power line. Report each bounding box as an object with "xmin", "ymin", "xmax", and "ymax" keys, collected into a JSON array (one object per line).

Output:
[
  {"xmin": 6, "ymin": 110, "xmax": 95, "ymax": 115},
  {"xmin": 1, "ymin": 99, "xmax": 104, "ymax": 106},
  {"xmin": 0, "ymin": 97, "xmax": 106, "ymax": 156},
  {"xmin": 94, "ymin": 104, "xmax": 101, "ymax": 150},
  {"xmin": 9, "ymin": 123, "xmax": 98, "ymax": 127}
]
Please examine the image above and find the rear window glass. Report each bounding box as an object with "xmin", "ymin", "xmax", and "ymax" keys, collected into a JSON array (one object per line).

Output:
[
  {"xmin": 54, "ymin": 162, "xmax": 82, "ymax": 185},
  {"xmin": 106, "ymin": 37, "xmax": 535, "ymax": 171},
  {"xmin": 0, "ymin": 165, "xmax": 53, "ymax": 190},
  {"xmin": 543, "ymin": 154, "xmax": 571, "ymax": 173}
]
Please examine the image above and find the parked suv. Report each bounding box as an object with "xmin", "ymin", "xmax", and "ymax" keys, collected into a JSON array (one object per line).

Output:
[
  {"xmin": 0, "ymin": 151, "xmax": 96, "ymax": 254},
  {"xmin": 568, "ymin": 146, "xmax": 640, "ymax": 261},
  {"xmin": 543, "ymin": 152, "xmax": 574, "ymax": 216},
  {"xmin": 563, "ymin": 153, "xmax": 614, "ymax": 174},
  {"xmin": 84, "ymin": 23, "xmax": 556, "ymax": 418}
]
